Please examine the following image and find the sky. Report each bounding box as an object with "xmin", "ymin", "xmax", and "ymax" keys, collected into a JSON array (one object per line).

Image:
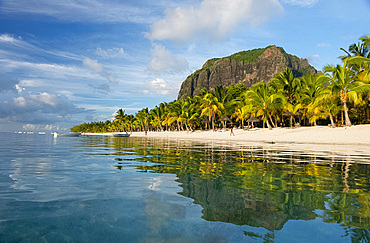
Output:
[{"xmin": 0, "ymin": 0, "xmax": 369, "ymax": 132}]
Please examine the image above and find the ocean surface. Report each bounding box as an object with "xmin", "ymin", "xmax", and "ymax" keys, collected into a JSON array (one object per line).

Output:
[{"xmin": 1, "ymin": 132, "xmax": 370, "ymax": 242}]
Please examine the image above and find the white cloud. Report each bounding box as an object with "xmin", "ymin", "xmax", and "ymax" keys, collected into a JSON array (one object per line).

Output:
[
  {"xmin": 280, "ymin": 0, "xmax": 319, "ymax": 7},
  {"xmin": 0, "ymin": 85, "xmax": 88, "ymax": 125},
  {"xmin": 148, "ymin": 44, "xmax": 188, "ymax": 73},
  {"xmin": 96, "ymin": 47, "xmax": 125, "ymax": 58},
  {"xmin": 0, "ymin": 34, "xmax": 20, "ymax": 43},
  {"xmin": 83, "ymin": 58, "xmax": 103, "ymax": 72},
  {"xmin": 317, "ymin": 43, "xmax": 331, "ymax": 48},
  {"xmin": 146, "ymin": 78, "xmax": 169, "ymax": 95},
  {"xmin": 1, "ymin": 0, "xmax": 157, "ymax": 24},
  {"xmin": 147, "ymin": 0, "xmax": 284, "ymax": 42},
  {"xmin": 82, "ymin": 58, "xmax": 118, "ymax": 84},
  {"xmin": 146, "ymin": 78, "xmax": 178, "ymax": 98},
  {"xmin": 0, "ymin": 59, "xmax": 92, "ymax": 80},
  {"xmin": 306, "ymin": 54, "xmax": 320, "ymax": 66}
]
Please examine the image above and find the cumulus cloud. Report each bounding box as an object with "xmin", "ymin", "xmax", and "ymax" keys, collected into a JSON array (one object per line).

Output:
[
  {"xmin": 280, "ymin": 0, "xmax": 319, "ymax": 7},
  {"xmin": 148, "ymin": 44, "xmax": 188, "ymax": 73},
  {"xmin": 83, "ymin": 58, "xmax": 103, "ymax": 72},
  {"xmin": 96, "ymin": 47, "xmax": 125, "ymax": 58},
  {"xmin": 147, "ymin": 0, "xmax": 284, "ymax": 42},
  {"xmin": 145, "ymin": 78, "xmax": 178, "ymax": 98},
  {"xmin": 0, "ymin": 85, "xmax": 88, "ymax": 125}
]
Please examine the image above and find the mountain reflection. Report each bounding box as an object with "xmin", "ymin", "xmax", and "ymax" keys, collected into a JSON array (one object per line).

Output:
[{"xmin": 84, "ymin": 136, "xmax": 370, "ymax": 241}]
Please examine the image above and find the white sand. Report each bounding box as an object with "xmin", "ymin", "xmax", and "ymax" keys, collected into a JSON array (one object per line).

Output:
[{"xmin": 130, "ymin": 125, "xmax": 370, "ymax": 156}]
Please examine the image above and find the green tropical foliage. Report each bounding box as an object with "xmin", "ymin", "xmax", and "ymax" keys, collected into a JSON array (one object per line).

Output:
[{"xmin": 71, "ymin": 35, "xmax": 370, "ymax": 133}]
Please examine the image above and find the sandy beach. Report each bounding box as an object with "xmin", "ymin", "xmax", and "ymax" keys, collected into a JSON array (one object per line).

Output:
[{"xmin": 129, "ymin": 125, "xmax": 370, "ymax": 156}]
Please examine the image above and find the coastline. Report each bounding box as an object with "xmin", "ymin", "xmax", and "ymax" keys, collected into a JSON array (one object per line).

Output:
[
  {"xmin": 129, "ymin": 125, "xmax": 370, "ymax": 156},
  {"xmin": 130, "ymin": 125, "xmax": 370, "ymax": 144},
  {"xmin": 79, "ymin": 125, "xmax": 370, "ymax": 156}
]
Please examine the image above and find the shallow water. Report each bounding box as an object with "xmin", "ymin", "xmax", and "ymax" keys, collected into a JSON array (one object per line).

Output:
[{"xmin": 1, "ymin": 132, "xmax": 370, "ymax": 242}]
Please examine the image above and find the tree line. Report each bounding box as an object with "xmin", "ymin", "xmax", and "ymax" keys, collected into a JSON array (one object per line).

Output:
[{"xmin": 71, "ymin": 35, "xmax": 370, "ymax": 133}]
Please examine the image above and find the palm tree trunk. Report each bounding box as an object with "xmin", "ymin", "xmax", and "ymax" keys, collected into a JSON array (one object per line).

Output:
[
  {"xmin": 329, "ymin": 114, "xmax": 336, "ymax": 128},
  {"xmin": 266, "ymin": 119, "xmax": 272, "ymax": 130},
  {"xmin": 212, "ymin": 113, "xmax": 215, "ymax": 131},
  {"xmin": 290, "ymin": 116, "xmax": 293, "ymax": 128},
  {"xmin": 269, "ymin": 115, "xmax": 276, "ymax": 128},
  {"xmin": 343, "ymin": 102, "xmax": 352, "ymax": 126},
  {"xmin": 275, "ymin": 115, "xmax": 278, "ymax": 128},
  {"xmin": 158, "ymin": 121, "xmax": 163, "ymax": 131}
]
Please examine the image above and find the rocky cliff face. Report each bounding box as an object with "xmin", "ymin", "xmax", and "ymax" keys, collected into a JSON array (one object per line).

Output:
[{"xmin": 177, "ymin": 45, "xmax": 317, "ymax": 100}]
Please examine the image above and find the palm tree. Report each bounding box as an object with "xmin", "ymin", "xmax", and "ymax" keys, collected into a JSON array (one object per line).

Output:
[
  {"xmin": 270, "ymin": 68, "xmax": 302, "ymax": 127},
  {"xmin": 245, "ymin": 82, "xmax": 284, "ymax": 129},
  {"xmin": 114, "ymin": 109, "xmax": 126, "ymax": 131},
  {"xmin": 231, "ymin": 105, "xmax": 252, "ymax": 129},
  {"xmin": 200, "ymin": 93, "xmax": 224, "ymax": 130},
  {"xmin": 168, "ymin": 100, "xmax": 183, "ymax": 131},
  {"xmin": 300, "ymin": 74, "xmax": 327, "ymax": 126},
  {"xmin": 270, "ymin": 68, "xmax": 301, "ymax": 105},
  {"xmin": 340, "ymin": 42, "xmax": 370, "ymax": 60},
  {"xmin": 150, "ymin": 103, "xmax": 165, "ymax": 131},
  {"xmin": 213, "ymin": 85, "xmax": 228, "ymax": 115},
  {"xmin": 324, "ymin": 60, "xmax": 360, "ymax": 126},
  {"xmin": 125, "ymin": 114, "xmax": 136, "ymax": 134},
  {"xmin": 178, "ymin": 97, "xmax": 199, "ymax": 132},
  {"xmin": 136, "ymin": 108, "xmax": 150, "ymax": 132}
]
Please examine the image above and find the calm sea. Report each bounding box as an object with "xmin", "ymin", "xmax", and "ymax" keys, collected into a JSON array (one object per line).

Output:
[{"xmin": 1, "ymin": 132, "xmax": 370, "ymax": 242}]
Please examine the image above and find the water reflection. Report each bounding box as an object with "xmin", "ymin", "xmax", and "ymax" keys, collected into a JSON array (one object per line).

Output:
[{"xmin": 88, "ymin": 136, "xmax": 370, "ymax": 241}]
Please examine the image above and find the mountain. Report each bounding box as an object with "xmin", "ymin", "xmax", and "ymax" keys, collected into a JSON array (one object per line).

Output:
[{"xmin": 177, "ymin": 45, "xmax": 317, "ymax": 100}]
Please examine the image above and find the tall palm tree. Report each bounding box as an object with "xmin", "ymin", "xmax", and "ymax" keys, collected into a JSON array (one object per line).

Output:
[
  {"xmin": 270, "ymin": 68, "xmax": 301, "ymax": 105},
  {"xmin": 347, "ymin": 56, "xmax": 370, "ymax": 122},
  {"xmin": 270, "ymin": 68, "xmax": 302, "ymax": 127},
  {"xmin": 125, "ymin": 114, "xmax": 136, "ymax": 134},
  {"xmin": 150, "ymin": 103, "xmax": 165, "ymax": 131},
  {"xmin": 245, "ymin": 82, "xmax": 284, "ymax": 129},
  {"xmin": 300, "ymin": 74, "xmax": 327, "ymax": 126},
  {"xmin": 114, "ymin": 109, "xmax": 126, "ymax": 131},
  {"xmin": 213, "ymin": 85, "xmax": 228, "ymax": 115},
  {"xmin": 136, "ymin": 108, "xmax": 150, "ymax": 132},
  {"xmin": 200, "ymin": 93, "xmax": 224, "ymax": 130},
  {"xmin": 178, "ymin": 97, "xmax": 199, "ymax": 131},
  {"xmin": 324, "ymin": 61, "xmax": 359, "ymax": 126}
]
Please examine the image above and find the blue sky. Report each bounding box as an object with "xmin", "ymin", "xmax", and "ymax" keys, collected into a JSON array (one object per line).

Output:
[{"xmin": 0, "ymin": 0, "xmax": 369, "ymax": 132}]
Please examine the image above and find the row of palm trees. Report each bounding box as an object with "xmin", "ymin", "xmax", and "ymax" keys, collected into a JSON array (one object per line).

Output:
[{"xmin": 71, "ymin": 35, "xmax": 370, "ymax": 133}]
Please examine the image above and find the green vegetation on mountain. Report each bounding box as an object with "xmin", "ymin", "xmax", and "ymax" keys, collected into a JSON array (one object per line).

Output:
[{"xmin": 177, "ymin": 45, "xmax": 317, "ymax": 100}]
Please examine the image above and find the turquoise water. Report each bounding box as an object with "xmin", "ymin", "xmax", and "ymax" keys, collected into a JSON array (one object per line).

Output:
[{"xmin": 1, "ymin": 132, "xmax": 370, "ymax": 242}]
